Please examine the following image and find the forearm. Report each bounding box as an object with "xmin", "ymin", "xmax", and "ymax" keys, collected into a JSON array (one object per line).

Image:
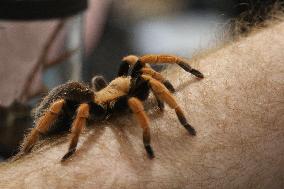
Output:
[{"xmin": 1, "ymin": 22, "xmax": 284, "ymax": 189}]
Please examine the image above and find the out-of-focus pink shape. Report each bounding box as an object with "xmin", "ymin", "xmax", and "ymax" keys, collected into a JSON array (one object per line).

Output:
[
  {"xmin": 84, "ymin": 0, "xmax": 111, "ymax": 55},
  {"xmin": 0, "ymin": 21, "xmax": 57, "ymax": 107},
  {"xmin": 0, "ymin": 0, "xmax": 111, "ymax": 107}
]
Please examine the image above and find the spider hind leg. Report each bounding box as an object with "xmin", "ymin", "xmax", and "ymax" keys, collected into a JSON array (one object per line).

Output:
[{"xmin": 22, "ymin": 99, "xmax": 65, "ymax": 154}]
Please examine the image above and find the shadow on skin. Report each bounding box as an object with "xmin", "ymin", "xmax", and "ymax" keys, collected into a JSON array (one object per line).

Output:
[
  {"xmin": 175, "ymin": 78, "xmax": 202, "ymax": 93},
  {"xmin": 60, "ymin": 122, "xmax": 107, "ymax": 165},
  {"xmin": 109, "ymin": 117, "xmax": 154, "ymax": 168},
  {"xmin": 11, "ymin": 133, "xmax": 69, "ymax": 162}
]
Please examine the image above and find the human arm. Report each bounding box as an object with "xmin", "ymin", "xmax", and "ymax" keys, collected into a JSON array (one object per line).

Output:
[{"xmin": 0, "ymin": 21, "xmax": 284, "ymax": 189}]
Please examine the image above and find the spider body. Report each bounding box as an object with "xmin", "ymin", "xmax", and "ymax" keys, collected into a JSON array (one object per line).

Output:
[
  {"xmin": 33, "ymin": 82, "xmax": 105, "ymax": 134},
  {"xmin": 22, "ymin": 54, "xmax": 204, "ymax": 161}
]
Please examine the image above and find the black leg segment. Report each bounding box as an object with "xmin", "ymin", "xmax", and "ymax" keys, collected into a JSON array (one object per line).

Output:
[
  {"xmin": 178, "ymin": 62, "xmax": 204, "ymax": 78},
  {"xmin": 175, "ymin": 109, "xmax": 196, "ymax": 136},
  {"xmin": 130, "ymin": 60, "xmax": 144, "ymax": 78},
  {"xmin": 145, "ymin": 145, "xmax": 155, "ymax": 159},
  {"xmin": 163, "ymin": 80, "xmax": 175, "ymax": 93}
]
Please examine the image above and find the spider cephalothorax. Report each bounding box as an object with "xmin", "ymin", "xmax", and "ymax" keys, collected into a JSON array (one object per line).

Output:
[{"xmin": 21, "ymin": 54, "xmax": 204, "ymax": 161}]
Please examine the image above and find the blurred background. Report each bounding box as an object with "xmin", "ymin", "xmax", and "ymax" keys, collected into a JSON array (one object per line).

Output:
[{"xmin": 0, "ymin": 0, "xmax": 282, "ymax": 161}]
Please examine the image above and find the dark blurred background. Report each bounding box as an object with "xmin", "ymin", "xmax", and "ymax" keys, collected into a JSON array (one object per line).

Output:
[{"xmin": 0, "ymin": 0, "xmax": 283, "ymax": 161}]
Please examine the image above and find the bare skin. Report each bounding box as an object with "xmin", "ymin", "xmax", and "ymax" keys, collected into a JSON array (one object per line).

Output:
[{"xmin": 0, "ymin": 21, "xmax": 284, "ymax": 189}]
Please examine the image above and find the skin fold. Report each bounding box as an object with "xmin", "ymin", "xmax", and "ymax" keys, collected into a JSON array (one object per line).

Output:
[{"xmin": 0, "ymin": 21, "xmax": 283, "ymax": 189}]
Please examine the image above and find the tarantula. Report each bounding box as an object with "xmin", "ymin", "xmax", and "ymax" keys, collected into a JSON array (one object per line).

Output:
[{"xmin": 21, "ymin": 54, "xmax": 204, "ymax": 161}]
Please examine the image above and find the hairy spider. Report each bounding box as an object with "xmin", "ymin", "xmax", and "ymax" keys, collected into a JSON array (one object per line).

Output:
[{"xmin": 21, "ymin": 54, "xmax": 204, "ymax": 161}]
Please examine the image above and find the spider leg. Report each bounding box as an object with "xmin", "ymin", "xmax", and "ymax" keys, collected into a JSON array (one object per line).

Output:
[
  {"xmin": 128, "ymin": 62, "xmax": 174, "ymax": 110},
  {"xmin": 142, "ymin": 75, "xmax": 196, "ymax": 136},
  {"xmin": 118, "ymin": 60, "xmax": 130, "ymax": 76},
  {"xmin": 153, "ymin": 92, "xmax": 165, "ymax": 111},
  {"xmin": 91, "ymin": 75, "xmax": 108, "ymax": 91},
  {"xmin": 141, "ymin": 67, "xmax": 175, "ymax": 93},
  {"xmin": 128, "ymin": 97, "xmax": 154, "ymax": 158},
  {"xmin": 129, "ymin": 76, "xmax": 164, "ymax": 111},
  {"xmin": 139, "ymin": 54, "xmax": 204, "ymax": 78},
  {"xmin": 61, "ymin": 103, "xmax": 90, "ymax": 161},
  {"xmin": 22, "ymin": 99, "xmax": 65, "ymax": 153},
  {"xmin": 118, "ymin": 55, "xmax": 139, "ymax": 76}
]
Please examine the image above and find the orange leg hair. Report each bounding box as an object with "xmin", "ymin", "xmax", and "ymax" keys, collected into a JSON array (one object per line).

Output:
[
  {"xmin": 121, "ymin": 54, "xmax": 203, "ymax": 79},
  {"xmin": 142, "ymin": 75, "xmax": 196, "ymax": 136},
  {"xmin": 141, "ymin": 67, "xmax": 175, "ymax": 93},
  {"xmin": 141, "ymin": 67, "xmax": 174, "ymax": 110},
  {"xmin": 62, "ymin": 103, "xmax": 90, "ymax": 161},
  {"xmin": 22, "ymin": 99, "xmax": 65, "ymax": 153},
  {"xmin": 128, "ymin": 97, "xmax": 154, "ymax": 158},
  {"xmin": 139, "ymin": 54, "xmax": 204, "ymax": 78}
]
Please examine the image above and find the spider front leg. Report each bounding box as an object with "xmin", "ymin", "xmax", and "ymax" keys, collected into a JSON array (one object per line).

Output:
[
  {"xmin": 61, "ymin": 103, "xmax": 90, "ymax": 161},
  {"xmin": 22, "ymin": 99, "xmax": 65, "ymax": 154},
  {"xmin": 141, "ymin": 67, "xmax": 175, "ymax": 93},
  {"xmin": 140, "ymin": 54, "xmax": 204, "ymax": 78},
  {"xmin": 142, "ymin": 75, "xmax": 196, "ymax": 136},
  {"xmin": 118, "ymin": 55, "xmax": 139, "ymax": 76},
  {"xmin": 128, "ymin": 97, "xmax": 154, "ymax": 158},
  {"xmin": 122, "ymin": 54, "xmax": 204, "ymax": 79},
  {"xmin": 131, "ymin": 60, "xmax": 176, "ymax": 93},
  {"xmin": 119, "ymin": 55, "xmax": 176, "ymax": 93}
]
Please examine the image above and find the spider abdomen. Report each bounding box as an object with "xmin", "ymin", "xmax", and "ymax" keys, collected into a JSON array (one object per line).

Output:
[{"xmin": 33, "ymin": 82, "xmax": 94, "ymax": 121}]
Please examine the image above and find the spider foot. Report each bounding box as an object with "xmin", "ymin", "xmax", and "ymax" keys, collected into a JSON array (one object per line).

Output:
[
  {"xmin": 22, "ymin": 144, "xmax": 34, "ymax": 154},
  {"xmin": 178, "ymin": 62, "xmax": 204, "ymax": 78},
  {"xmin": 61, "ymin": 148, "xmax": 76, "ymax": 162},
  {"xmin": 145, "ymin": 145, "xmax": 155, "ymax": 159},
  {"xmin": 184, "ymin": 124, "xmax": 197, "ymax": 136},
  {"xmin": 21, "ymin": 132, "xmax": 38, "ymax": 154},
  {"xmin": 190, "ymin": 69, "xmax": 204, "ymax": 78}
]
